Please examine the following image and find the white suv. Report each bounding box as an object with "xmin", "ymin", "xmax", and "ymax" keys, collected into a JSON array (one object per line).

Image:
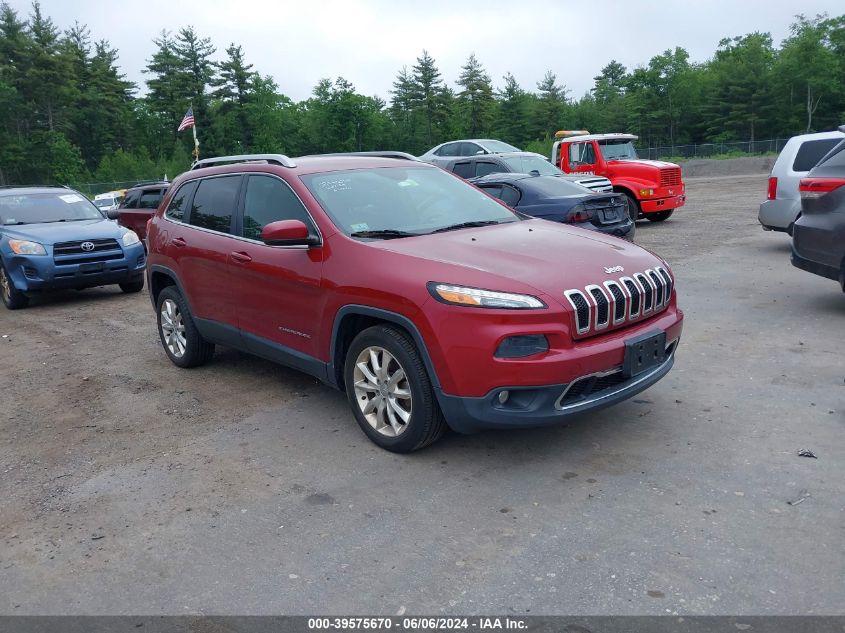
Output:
[{"xmin": 759, "ymin": 130, "xmax": 845, "ymax": 233}]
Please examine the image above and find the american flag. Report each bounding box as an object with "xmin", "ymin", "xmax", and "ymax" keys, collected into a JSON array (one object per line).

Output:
[{"xmin": 177, "ymin": 107, "xmax": 195, "ymax": 132}]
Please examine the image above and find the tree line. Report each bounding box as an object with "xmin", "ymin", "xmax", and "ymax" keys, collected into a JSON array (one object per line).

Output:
[{"xmin": 1, "ymin": 2, "xmax": 844, "ymax": 187}]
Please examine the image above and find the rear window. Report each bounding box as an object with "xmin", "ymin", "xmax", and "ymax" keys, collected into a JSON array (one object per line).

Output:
[{"xmin": 792, "ymin": 138, "xmax": 842, "ymax": 172}]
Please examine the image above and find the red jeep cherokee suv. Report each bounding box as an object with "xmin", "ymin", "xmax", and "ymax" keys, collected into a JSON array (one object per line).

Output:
[{"xmin": 147, "ymin": 154, "xmax": 683, "ymax": 452}]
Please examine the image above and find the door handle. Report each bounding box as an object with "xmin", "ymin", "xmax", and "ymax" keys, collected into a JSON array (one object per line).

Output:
[
  {"xmin": 230, "ymin": 251, "xmax": 252, "ymax": 263},
  {"xmin": 170, "ymin": 237, "xmax": 186, "ymax": 248}
]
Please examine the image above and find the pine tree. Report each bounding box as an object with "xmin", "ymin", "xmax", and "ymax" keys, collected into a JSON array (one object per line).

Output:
[
  {"xmin": 533, "ymin": 70, "xmax": 568, "ymax": 139},
  {"xmin": 410, "ymin": 50, "xmax": 449, "ymax": 148},
  {"xmin": 455, "ymin": 53, "xmax": 494, "ymax": 137},
  {"xmin": 212, "ymin": 44, "xmax": 257, "ymax": 151},
  {"xmin": 495, "ymin": 72, "xmax": 528, "ymax": 146}
]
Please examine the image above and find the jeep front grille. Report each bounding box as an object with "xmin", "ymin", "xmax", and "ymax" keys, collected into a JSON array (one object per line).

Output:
[{"xmin": 565, "ymin": 267, "xmax": 673, "ymax": 337}]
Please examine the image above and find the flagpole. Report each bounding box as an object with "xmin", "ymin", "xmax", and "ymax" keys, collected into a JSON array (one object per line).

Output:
[{"xmin": 191, "ymin": 103, "xmax": 199, "ymax": 162}]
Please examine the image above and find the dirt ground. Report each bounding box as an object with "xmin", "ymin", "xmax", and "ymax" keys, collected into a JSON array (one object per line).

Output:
[{"xmin": 1, "ymin": 170, "xmax": 843, "ymax": 615}]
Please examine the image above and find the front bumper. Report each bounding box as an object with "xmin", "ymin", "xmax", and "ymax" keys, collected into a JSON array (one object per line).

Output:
[
  {"xmin": 438, "ymin": 339, "xmax": 678, "ymax": 433},
  {"xmin": 640, "ymin": 194, "xmax": 685, "ymax": 213},
  {"xmin": 5, "ymin": 243, "xmax": 146, "ymax": 292}
]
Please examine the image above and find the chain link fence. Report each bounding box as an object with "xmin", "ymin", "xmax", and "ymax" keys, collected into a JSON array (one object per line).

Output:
[{"xmin": 636, "ymin": 139, "xmax": 788, "ymax": 161}]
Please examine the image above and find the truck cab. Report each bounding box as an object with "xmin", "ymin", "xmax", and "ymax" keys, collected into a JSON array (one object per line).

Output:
[{"xmin": 552, "ymin": 131, "xmax": 686, "ymax": 222}]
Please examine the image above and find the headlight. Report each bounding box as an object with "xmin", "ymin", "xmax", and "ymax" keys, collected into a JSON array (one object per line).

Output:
[
  {"xmin": 121, "ymin": 230, "xmax": 140, "ymax": 246},
  {"xmin": 429, "ymin": 283, "xmax": 545, "ymax": 309},
  {"xmin": 639, "ymin": 188, "xmax": 654, "ymax": 197},
  {"xmin": 9, "ymin": 239, "xmax": 47, "ymax": 255}
]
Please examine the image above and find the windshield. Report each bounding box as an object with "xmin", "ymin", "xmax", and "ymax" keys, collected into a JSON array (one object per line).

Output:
[
  {"xmin": 599, "ymin": 140, "xmax": 638, "ymax": 160},
  {"xmin": 301, "ymin": 167, "xmax": 518, "ymax": 238},
  {"xmin": 482, "ymin": 140, "xmax": 520, "ymax": 153},
  {"xmin": 94, "ymin": 197, "xmax": 116, "ymax": 208},
  {"xmin": 502, "ymin": 154, "xmax": 562, "ymax": 176},
  {"xmin": 0, "ymin": 192, "xmax": 105, "ymax": 225}
]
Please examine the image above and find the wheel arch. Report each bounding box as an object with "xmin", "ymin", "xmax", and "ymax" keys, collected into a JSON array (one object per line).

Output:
[
  {"xmin": 148, "ymin": 265, "xmax": 192, "ymax": 313},
  {"xmin": 329, "ymin": 305, "xmax": 442, "ymax": 392}
]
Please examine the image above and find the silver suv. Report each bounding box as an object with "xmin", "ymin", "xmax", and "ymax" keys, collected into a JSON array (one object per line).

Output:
[{"xmin": 759, "ymin": 130, "xmax": 844, "ymax": 233}]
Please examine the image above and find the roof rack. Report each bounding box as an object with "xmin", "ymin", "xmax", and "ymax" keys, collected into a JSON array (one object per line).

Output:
[
  {"xmin": 304, "ymin": 151, "xmax": 421, "ymax": 162},
  {"xmin": 190, "ymin": 154, "xmax": 296, "ymax": 171}
]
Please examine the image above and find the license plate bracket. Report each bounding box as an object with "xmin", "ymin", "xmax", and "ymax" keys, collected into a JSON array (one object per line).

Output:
[
  {"xmin": 79, "ymin": 262, "xmax": 105, "ymax": 274},
  {"xmin": 623, "ymin": 330, "xmax": 666, "ymax": 378},
  {"xmin": 599, "ymin": 208, "xmax": 619, "ymax": 223}
]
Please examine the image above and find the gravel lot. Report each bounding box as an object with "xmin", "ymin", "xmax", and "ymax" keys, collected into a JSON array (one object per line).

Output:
[{"xmin": 1, "ymin": 173, "xmax": 843, "ymax": 615}]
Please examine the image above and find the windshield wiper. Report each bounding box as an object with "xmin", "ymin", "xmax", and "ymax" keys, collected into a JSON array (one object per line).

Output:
[
  {"xmin": 428, "ymin": 220, "xmax": 504, "ymax": 234},
  {"xmin": 350, "ymin": 229, "xmax": 420, "ymax": 240}
]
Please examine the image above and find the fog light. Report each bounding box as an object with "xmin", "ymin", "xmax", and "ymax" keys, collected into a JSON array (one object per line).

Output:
[
  {"xmin": 495, "ymin": 334, "xmax": 549, "ymax": 358},
  {"xmin": 498, "ymin": 390, "xmax": 510, "ymax": 404}
]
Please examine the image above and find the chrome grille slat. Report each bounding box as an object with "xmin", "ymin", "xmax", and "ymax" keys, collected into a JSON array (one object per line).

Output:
[
  {"xmin": 603, "ymin": 281, "xmax": 626, "ymax": 325},
  {"xmin": 647, "ymin": 269, "xmax": 664, "ymax": 307},
  {"xmin": 635, "ymin": 272, "xmax": 654, "ymax": 313},
  {"xmin": 564, "ymin": 290, "xmax": 591, "ymax": 335},
  {"xmin": 586, "ymin": 284, "xmax": 610, "ymax": 330}
]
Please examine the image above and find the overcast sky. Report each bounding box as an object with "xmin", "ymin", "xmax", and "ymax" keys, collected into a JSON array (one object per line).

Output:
[{"xmin": 8, "ymin": 0, "xmax": 844, "ymax": 102}]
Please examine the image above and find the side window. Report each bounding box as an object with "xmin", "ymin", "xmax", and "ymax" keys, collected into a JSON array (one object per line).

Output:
[
  {"xmin": 121, "ymin": 190, "xmax": 141, "ymax": 209},
  {"xmin": 187, "ymin": 176, "xmax": 241, "ymax": 234},
  {"xmin": 792, "ymin": 139, "xmax": 841, "ymax": 172},
  {"xmin": 241, "ymin": 175, "xmax": 315, "ymax": 241},
  {"xmin": 451, "ymin": 161, "xmax": 474, "ymax": 179},
  {"xmin": 569, "ymin": 143, "xmax": 596, "ymax": 165},
  {"xmin": 461, "ymin": 142, "xmax": 484, "ymax": 156},
  {"xmin": 474, "ymin": 162, "xmax": 500, "ymax": 178},
  {"xmin": 499, "ymin": 185, "xmax": 521, "ymax": 207},
  {"xmin": 435, "ymin": 143, "xmax": 458, "ymax": 157},
  {"xmin": 164, "ymin": 181, "xmax": 197, "ymax": 222},
  {"xmin": 139, "ymin": 189, "xmax": 164, "ymax": 209}
]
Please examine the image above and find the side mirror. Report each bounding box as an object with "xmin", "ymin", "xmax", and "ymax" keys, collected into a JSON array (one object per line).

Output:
[
  {"xmin": 261, "ymin": 220, "xmax": 318, "ymax": 247},
  {"xmin": 475, "ymin": 150, "xmax": 486, "ymax": 155},
  {"xmin": 107, "ymin": 209, "xmax": 121, "ymax": 220}
]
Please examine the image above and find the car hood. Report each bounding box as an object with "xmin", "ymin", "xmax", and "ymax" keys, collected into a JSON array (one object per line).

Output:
[
  {"xmin": 2, "ymin": 218, "xmax": 125, "ymax": 245},
  {"xmin": 372, "ymin": 219, "xmax": 665, "ymax": 303}
]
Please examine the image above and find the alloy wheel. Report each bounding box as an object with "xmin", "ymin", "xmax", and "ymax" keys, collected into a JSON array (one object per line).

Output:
[
  {"xmin": 160, "ymin": 298, "xmax": 187, "ymax": 358},
  {"xmin": 353, "ymin": 346, "xmax": 413, "ymax": 437}
]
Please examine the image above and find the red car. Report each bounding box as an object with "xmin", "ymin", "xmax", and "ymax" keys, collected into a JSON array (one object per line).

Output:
[
  {"xmin": 116, "ymin": 182, "xmax": 169, "ymax": 242},
  {"xmin": 146, "ymin": 154, "xmax": 683, "ymax": 452}
]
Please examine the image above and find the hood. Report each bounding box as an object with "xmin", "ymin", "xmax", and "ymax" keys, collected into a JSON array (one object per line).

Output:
[
  {"xmin": 2, "ymin": 218, "xmax": 127, "ymax": 246},
  {"xmin": 611, "ymin": 158, "xmax": 679, "ymax": 169},
  {"xmin": 371, "ymin": 219, "xmax": 664, "ymax": 306}
]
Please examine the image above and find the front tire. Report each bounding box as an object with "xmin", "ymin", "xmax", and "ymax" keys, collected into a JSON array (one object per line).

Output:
[
  {"xmin": 119, "ymin": 278, "xmax": 145, "ymax": 294},
  {"xmin": 624, "ymin": 194, "xmax": 640, "ymax": 221},
  {"xmin": 0, "ymin": 261, "xmax": 29, "ymax": 310},
  {"xmin": 156, "ymin": 286, "xmax": 214, "ymax": 368},
  {"xmin": 344, "ymin": 325, "xmax": 447, "ymax": 453},
  {"xmin": 647, "ymin": 210, "xmax": 674, "ymax": 222}
]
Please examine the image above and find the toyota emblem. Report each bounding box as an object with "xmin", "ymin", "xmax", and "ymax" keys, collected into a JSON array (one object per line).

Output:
[{"xmin": 81, "ymin": 241, "xmax": 95, "ymax": 252}]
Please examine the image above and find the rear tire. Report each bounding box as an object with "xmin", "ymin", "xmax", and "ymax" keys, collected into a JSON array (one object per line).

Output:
[
  {"xmin": 646, "ymin": 210, "xmax": 673, "ymax": 222},
  {"xmin": 119, "ymin": 279, "xmax": 145, "ymax": 294},
  {"xmin": 156, "ymin": 286, "xmax": 214, "ymax": 368},
  {"xmin": 623, "ymin": 194, "xmax": 640, "ymax": 221},
  {"xmin": 0, "ymin": 261, "xmax": 29, "ymax": 310},
  {"xmin": 344, "ymin": 325, "xmax": 447, "ymax": 453}
]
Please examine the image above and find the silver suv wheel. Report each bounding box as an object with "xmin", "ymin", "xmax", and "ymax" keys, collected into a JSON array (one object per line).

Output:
[
  {"xmin": 160, "ymin": 298, "xmax": 187, "ymax": 358},
  {"xmin": 352, "ymin": 346, "xmax": 412, "ymax": 437}
]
